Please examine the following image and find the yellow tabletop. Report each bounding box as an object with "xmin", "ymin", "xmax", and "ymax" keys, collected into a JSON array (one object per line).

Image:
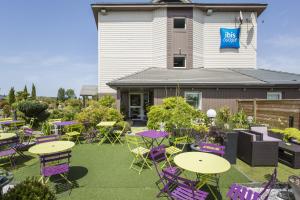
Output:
[
  {"xmin": 174, "ymin": 152, "xmax": 231, "ymax": 174},
  {"xmin": 0, "ymin": 133, "xmax": 17, "ymax": 141},
  {"xmin": 66, "ymin": 131, "xmax": 80, "ymax": 136},
  {"xmin": 97, "ymin": 121, "xmax": 116, "ymax": 127},
  {"xmin": 28, "ymin": 141, "xmax": 75, "ymax": 155}
]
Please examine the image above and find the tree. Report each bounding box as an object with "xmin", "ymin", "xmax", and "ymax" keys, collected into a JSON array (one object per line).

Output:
[
  {"xmin": 23, "ymin": 85, "xmax": 29, "ymax": 100},
  {"xmin": 31, "ymin": 84, "xmax": 37, "ymax": 100},
  {"xmin": 17, "ymin": 100, "xmax": 50, "ymax": 125},
  {"xmin": 65, "ymin": 89, "xmax": 76, "ymax": 99},
  {"xmin": 57, "ymin": 88, "xmax": 65, "ymax": 101},
  {"xmin": 8, "ymin": 87, "xmax": 16, "ymax": 105}
]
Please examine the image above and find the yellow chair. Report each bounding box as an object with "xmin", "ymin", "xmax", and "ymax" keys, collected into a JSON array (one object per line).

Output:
[
  {"xmin": 125, "ymin": 135, "xmax": 152, "ymax": 174},
  {"xmin": 164, "ymin": 136, "xmax": 189, "ymax": 166},
  {"xmin": 64, "ymin": 124, "xmax": 84, "ymax": 144}
]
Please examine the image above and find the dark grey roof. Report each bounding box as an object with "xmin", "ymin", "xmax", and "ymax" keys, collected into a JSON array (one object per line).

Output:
[
  {"xmin": 107, "ymin": 67, "xmax": 300, "ymax": 87},
  {"xmin": 80, "ymin": 85, "xmax": 98, "ymax": 96}
]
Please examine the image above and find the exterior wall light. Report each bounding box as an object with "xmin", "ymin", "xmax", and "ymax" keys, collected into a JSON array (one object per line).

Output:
[
  {"xmin": 207, "ymin": 9, "xmax": 213, "ymax": 16},
  {"xmin": 100, "ymin": 9, "xmax": 107, "ymax": 15}
]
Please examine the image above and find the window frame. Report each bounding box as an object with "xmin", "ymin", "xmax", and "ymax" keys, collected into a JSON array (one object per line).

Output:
[
  {"xmin": 184, "ymin": 91, "xmax": 202, "ymax": 110},
  {"xmin": 267, "ymin": 92, "xmax": 282, "ymax": 100},
  {"xmin": 173, "ymin": 55, "xmax": 186, "ymax": 68},
  {"xmin": 173, "ymin": 17, "xmax": 186, "ymax": 29}
]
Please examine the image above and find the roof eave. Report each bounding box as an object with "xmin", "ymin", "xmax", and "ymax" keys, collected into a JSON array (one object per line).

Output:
[{"xmin": 91, "ymin": 3, "xmax": 267, "ymax": 27}]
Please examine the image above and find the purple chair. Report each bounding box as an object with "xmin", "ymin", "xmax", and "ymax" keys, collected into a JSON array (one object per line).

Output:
[
  {"xmin": 36, "ymin": 135, "xmax": 59, "ymax": 144},
  {"xmin": 199, "ymin": 142, "xmax": 225, "ymax": 157},
  {"xmin": 150, "ymin": 145, "xmax": 181, "ymax": 198},
  {"xmin": 227, "ymin": 168, "xmax": 277, "ymax": 200},
  {"xmin": 39, "ymin": 150, "xmax": 72, "ymax": 184},
  {"xmin": 0, "ymin": 138, "xmax": 18, "ymax": 168},
  {"xmin": 162, "ymin": 169, "xmax": 208, "ymax": 200},
  {"xmin": 10, "ymin": 136, "xmax": 34, "ymax": 157}
]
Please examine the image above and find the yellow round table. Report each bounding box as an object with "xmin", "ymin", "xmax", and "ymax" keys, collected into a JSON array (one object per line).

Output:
[
  {"xmin": 174, "ymin": 152, "xmax": 230, "ymax": 174},
  {"xmin": 174, "ymin": 152, "xmax": 231, "ymax": 200},
  {"xmin": 28, "ymin": 141, "xmax": 75, "ymax": 155},
  {"xmin": 0, "ymin": 133, "xmax": 17, "ymax": 141}
]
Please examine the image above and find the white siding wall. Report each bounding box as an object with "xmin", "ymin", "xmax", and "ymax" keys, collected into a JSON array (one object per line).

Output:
[
  {"xmin": 202, "ymin": 12, "xmax": 257, "ymax": 68},
  {"xmin": 193, "ymin": 8, "xmax": 204, "ymax": 68},
  {"xmin": 153, "ymin": 8, "xmax": 167, "ymax": 68},
  {"xmin": 98, "ymin": 11, "xmax": 154, "ymax": 94}
]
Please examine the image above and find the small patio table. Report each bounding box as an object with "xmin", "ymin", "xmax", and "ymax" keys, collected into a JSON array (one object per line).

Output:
[
  {"xmin": 174, "ymin": 152, "xmax": 230, "ymax": 200},
  {"xmin": 28, "ymin": 141, "xmax": 75, "ymax": 155},
  {"xmin": 0, "ymin": 133, "xmax": 17, "ymax": 141},
  {"xmin": 0, "ymin": 120, "xmax": 25, "ymax": 130},
  {"xmin": 137, "ymin": 130, "xmax": 169, "ymax": 148},
  {"xmin": 52, "ymin": 121, "xmax": 78, "ymax": 134},
  {"xmin": 97, "ymin": 121, "xmax": 116, "ymax": 145}
]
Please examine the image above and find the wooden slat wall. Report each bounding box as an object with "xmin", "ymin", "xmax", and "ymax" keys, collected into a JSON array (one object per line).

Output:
[{"xmin": 238, "ymin": 99, "xmax": 300, "ymax": 129}]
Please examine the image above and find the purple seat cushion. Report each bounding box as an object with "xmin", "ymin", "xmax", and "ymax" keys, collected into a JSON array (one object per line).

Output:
[
  {"xmin": 171, "ymin": 185, "xmax": 208, "ymax": 200},
  {"xmin": 164, "ymin": 166, "xmax": 181, "ymax": 175},
  {"xmin": 42, "ymin": 163, "xmax": 69, "ymax": 177},
  {"xmin": 0, "ymin": 149, "xmax": 16, "ymax": 157}
]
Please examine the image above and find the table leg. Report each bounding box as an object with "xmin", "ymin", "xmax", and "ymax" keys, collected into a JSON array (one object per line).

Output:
[{"xmin": 196, "ymin": 174, "xmax": 219, "ymax": 200}]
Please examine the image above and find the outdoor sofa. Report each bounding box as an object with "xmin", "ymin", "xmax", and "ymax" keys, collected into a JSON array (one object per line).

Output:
[{"xmin": 237, "ymin": 131, "xmax": 279, "ymax": 167}]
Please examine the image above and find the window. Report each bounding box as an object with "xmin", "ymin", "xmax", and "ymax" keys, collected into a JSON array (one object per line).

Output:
[
  {"xmin": 267, "ymin": 92, "xmax": 282, "ymax": 100},
  {"xmin": 185, "ymin": 92, "xmax": 202, "ymax": 109},
  {"xmin": 174, "ymin": 56, "xmax": 186, "ymax": 68},
  {"xmin": 174, "ymin": 18, "xmax": 186, "ymax": 29}
]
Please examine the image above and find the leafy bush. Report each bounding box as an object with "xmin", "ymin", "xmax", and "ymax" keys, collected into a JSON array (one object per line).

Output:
[
  {"xmin": 75, "ymin": 101, "xmax": 123, "ymax": 127},
  {"xmin": 2, "ymin": 105, "xmax": 11, "ymax": 117},
  {"xmin": 230, "ymin": 110, "xmax": 249, "ymax": 129},
  {"xmin": 2, "ymin": 177, "xmax": 56, "ymax": 200},
  {"xmin": 17, "ymin": 100, "xmax": 50, "ymax": 125},
  {"xmin": 99, "ymin": 95, "xmax": 115, "ymax": 108},
  {"xmin": 0, "ymin": 100, "xmax": 9, "ymax": 109},
  {"xmin": 147, "ymin": 97, "xmax": 203, "ymax": 132},
  {"xmin": 270, "ymin": 128, "xmax": 300, "ymax": 142}
]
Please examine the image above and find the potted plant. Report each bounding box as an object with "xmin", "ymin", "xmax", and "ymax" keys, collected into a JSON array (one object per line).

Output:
[{"xmin": 289, "ymin": 176, "xmax": 300, "ymax": 200}]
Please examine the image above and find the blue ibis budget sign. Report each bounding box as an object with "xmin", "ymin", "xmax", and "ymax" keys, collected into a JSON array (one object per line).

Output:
[{"xmin": 220, "ymin": 28, "xmax": 240, "ymax": 49}]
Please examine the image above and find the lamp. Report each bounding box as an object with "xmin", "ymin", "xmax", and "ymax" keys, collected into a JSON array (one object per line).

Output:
[
  {"xmin": 100, "ymin": 9, "xmax": 107, "ymax": 15},
  {"xmin": 207, "ymin": 9, "xmax": 213, "ymax": 16},
  {"xmin": 207, "ymin": 109, "xmax": 217, "ymax": 118},
  {"xmin": 207, "ymin": 109, "xmax": 217, "ymax": 126},
  {"xmin": 247, "ymin": 116, "xmax": 254, "ymax": 124}
]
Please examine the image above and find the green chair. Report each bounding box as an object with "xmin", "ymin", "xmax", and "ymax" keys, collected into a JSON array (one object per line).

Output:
[
  {"xmin": 125, "ymin": 135, "xmax": 152, "ymax": 174},
  {"xmin": 112, "ymin": 123, "xmax": 127, "ymax": 145},
  {"xmin": 64, "ymin": 124, "xmax": 83, "ymax": 144},
  {"xmin": 98, "ymin": 124, "xmax": 116, "ymax": 145},
  {"xmin": 164, "ymin": 136, "xmax": 189, "ymax": 166}
]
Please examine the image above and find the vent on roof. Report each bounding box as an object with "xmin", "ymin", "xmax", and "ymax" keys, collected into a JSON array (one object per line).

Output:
[{"xmin": 152, "ymin": 0, "xmax": 191, "ymax": 4}]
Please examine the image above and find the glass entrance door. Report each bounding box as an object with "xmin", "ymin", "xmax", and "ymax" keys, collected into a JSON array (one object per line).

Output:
[{"xmin": 129, "ymin": 93, "xmax": 144, "ymax": 120}]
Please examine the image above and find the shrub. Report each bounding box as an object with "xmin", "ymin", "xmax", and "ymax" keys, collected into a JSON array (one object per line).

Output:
[
  {"xmin": 2, "ymin": 177, "xmax": 56, "ymax": 200},
  {"xmin": 230, "ymin": 110, "xmax": 249, "ymax": 129},
  {"xmin": 147, "ymin": 97, "xmax": 203, "ymax": 132},
  {"xmin": 99, "ymin": 95, "xmax": 115, "ymax": 108},
  {"xmin": 17, "ymin": 100, "xmax": 50, "ymax": 125},
  {"xmin": 75, "ymin": 101, "xmax": 123, "ymax": 127},
  {"xmin": 2, "ymin": 105, "xmax": 11, "ymax": 117}
]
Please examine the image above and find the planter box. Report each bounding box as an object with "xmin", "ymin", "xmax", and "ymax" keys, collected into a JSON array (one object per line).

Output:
[{"xmin": 223, "ymin": 132, "xmax": 238, "ymax": 164}]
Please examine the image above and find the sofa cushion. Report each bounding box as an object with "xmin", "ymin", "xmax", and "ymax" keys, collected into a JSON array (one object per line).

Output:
[{"xmin": 251, "ymin": 126, "xmax": 281, "ymax": 142}]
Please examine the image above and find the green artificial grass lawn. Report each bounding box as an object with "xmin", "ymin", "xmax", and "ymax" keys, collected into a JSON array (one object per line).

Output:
[
  {"xmin": 7, "ymin": 128, "xmax": 300, "ymax": 200},
  {"xmin": 10, "ymin": 143, "xmax": 249, "ymax": 200}
]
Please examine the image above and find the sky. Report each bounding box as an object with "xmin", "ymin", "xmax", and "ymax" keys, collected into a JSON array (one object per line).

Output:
[{"xmin": 0, "ymin": 0, "xmax": 299, "ymax": 97}]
